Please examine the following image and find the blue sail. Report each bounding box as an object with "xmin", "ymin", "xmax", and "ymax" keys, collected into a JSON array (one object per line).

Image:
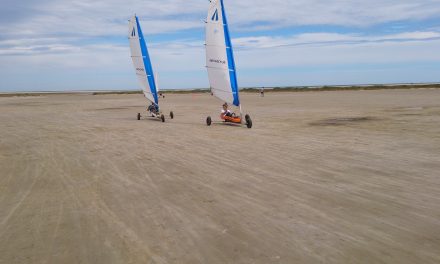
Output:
[
  {"xmin": 220, "ymin": 0, "xmax": 240, "ymax": 107},
  {"xmin": 135, "ymin": 16, "xmax": 159, "ymax": 105}
]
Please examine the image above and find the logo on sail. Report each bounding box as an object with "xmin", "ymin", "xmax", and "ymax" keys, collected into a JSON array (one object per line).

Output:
[
  {"xmin": 131, "ymin": 27, "xmax": 136, "ymax": 37},
  {"xmin": 211, "ymin": 9, "xmax": 219, "ymax": 21},
  {"xmin": 210, "ymin": 58, "xmax": 226, "ymax": 64}
]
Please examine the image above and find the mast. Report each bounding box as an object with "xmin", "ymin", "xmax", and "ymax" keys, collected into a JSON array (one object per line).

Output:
[{"xmin": 155, "ymin": 72, "xmax": 159, "ymax": 93}]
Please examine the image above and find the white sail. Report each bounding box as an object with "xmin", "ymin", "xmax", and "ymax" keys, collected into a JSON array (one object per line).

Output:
[
  {"xmin": 205, "ymin": 0, "xmax": 240, "ymax": 107},
  {"xmin": 128, "ymin": 15, "xmax": 159, "ymax": 105}
]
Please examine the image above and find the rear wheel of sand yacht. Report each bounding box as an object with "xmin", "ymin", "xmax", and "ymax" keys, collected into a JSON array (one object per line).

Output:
[
  {"xmin": 137, "ymin": 113, "xmax": 141, "ymax": 120},
  {"xmin": 170, "ymin": 111, "xmax": 174, "ymax": 119},
  {"xmin": 246, "ymin": 115, "xmax": 252, "ymax": 129},
  {"xmin": 206, "ymin": 116, "xmax": 212, "ymax": 126},
  {"xmin": 161, "ymin": 114, "xmax": 165, "ymax": 123}
]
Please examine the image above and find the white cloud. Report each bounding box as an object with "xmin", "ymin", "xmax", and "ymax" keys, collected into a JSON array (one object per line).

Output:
[
  {"xmin": 2, "ymin": 0, "xmax": 440, "ymax": 54},
  {"xmin": 1, "ymin": 0, "xmax": 440, "ymax": 90},
  {"xmin": 2, "ymin": 0, "xmax": 440, "ymax": 39},
  {"xmin": 228, "ymin": 0, "xmax": 440, "ymax": 29},
  {"xmin": 233, "ymin": 31, "xmax": 440, "ymax": 49},
  {"xmin": 237, "ymin": 38, "xmax": 440, "ymax": 69},
  {"xmin": 1, "ymin": 31, "xmax": 439, "ymax": 85}
]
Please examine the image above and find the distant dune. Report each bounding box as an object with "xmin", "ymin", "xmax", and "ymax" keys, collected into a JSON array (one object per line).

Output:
[{"xmin": 1, "ymin": 83, "xmax": 439, "ymax": 97}]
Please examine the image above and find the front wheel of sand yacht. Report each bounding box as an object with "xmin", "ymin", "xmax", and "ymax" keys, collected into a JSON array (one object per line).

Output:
[
  {"xmin": 206, "ymin": 116, "xmax": 212, "ymax": 126},
  {"xmin": 161, "ymin": 114, "xmax": 165, "ymax": 123},
  {"xmin": 170, "ymin": 111, "xmax": 174, "ymax": 119},
  {"xmin": 137, "ymin": 113, "xmax": 141, "ymax": 120}
]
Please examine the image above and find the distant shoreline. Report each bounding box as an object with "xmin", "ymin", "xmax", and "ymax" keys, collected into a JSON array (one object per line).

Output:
[{"xmin": 1, "ymin": 83, "xmax": 439, "ymax": 97}]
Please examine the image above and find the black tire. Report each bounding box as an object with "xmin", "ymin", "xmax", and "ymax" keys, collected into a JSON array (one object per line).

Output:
[
  {"xmin": 206, "ymin": 116, "xmax": 212, "ymax": 126},
  {"xmin": 245, "ymin": 114, "xmax": 250, "ymax": 122},
  {"xmin": 246, "ymin": 117, "xmax": 253, "ymax": 129},
  {"xmin": 161, "ymin": 114, "xmax": 165, "ymax": 123},
  {"xmin": 170, "ymin": 111, "xmax": 174, "ymax": 119},
  {"xmin": 137, "ymin": 113, "xmax": 141, "ymax": 120}
]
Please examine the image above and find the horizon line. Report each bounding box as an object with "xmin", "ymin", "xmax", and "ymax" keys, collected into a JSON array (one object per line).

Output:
[{"xmin": 2, "ymin": 82, "xmax": 440, "ymax": 95}]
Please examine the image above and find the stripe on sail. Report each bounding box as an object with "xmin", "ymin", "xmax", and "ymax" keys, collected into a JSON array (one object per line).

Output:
[
  {"xmin": 135, "ymin": 16, "xmax": 159, "ymax": 105},
  {"xmin": 220, "ymin": 0, "xmax": 240, "ymax": 107}
]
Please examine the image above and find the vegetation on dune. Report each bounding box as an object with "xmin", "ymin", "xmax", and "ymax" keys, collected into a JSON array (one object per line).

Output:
[
  {"xmin": 241, "ymin": 84, "xmax": 440, "ymax": 93},
  {"xmin": 92, "ymin": 89, "xmax": 211, "ymax": 95},
  {"xmin": 0, "ymin": 93, "xmax": 41, "ymax": 97},
  {"xmin": 91, "ymin": 91, "xmax": 141, "ymax": 95},
  {"xmin": 91, "ymin": 84, "xmax": 440, "ymax": 95},
  {"xmin": 1, "ymin": 84, "xmax": 439, "ymax": 97}
]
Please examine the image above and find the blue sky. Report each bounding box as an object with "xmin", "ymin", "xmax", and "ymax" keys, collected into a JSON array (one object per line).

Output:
[{"xmin": 1, "ymin": 0, "xmax": 440, "ymax": 91}]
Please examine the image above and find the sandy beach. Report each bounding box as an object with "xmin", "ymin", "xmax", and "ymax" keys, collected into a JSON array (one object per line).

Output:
[{"xmin": 1, "ymin": 89, "xmax": 440, "ymax": 263}]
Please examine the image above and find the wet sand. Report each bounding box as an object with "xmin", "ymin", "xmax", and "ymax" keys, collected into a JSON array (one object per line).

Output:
[{"xmin": 1, "ymin": 89, "xmax": 440, "ymax": 263}]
